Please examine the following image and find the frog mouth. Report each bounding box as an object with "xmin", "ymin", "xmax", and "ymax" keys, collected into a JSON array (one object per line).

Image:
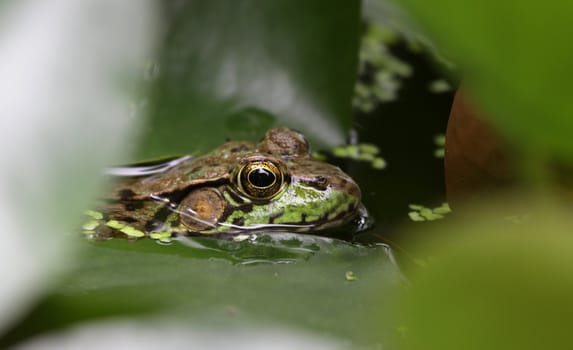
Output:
[
  {"xmin": 176, "ymin": 205, "xmax": 320, "ymax": 232},
  {"xmin": 174, "ymin": 201, "xmax": 365, "ymax": 235}
]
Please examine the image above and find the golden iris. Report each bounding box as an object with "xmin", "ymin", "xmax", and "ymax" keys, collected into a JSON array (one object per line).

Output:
[{"xmin": 237, "ymin": 159, "xmax": 285, "ymax": 199}]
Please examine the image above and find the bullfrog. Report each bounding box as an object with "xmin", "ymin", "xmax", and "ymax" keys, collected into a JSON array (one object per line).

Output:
[{"xmin": 84, "ymin": 127, "xmax": 364, "ymax": 240}]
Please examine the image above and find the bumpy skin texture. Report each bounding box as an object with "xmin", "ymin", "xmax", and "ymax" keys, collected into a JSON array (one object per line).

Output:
[{"xmin": 96, "ymin": 127, "xmax": 362, "ymax": 238}]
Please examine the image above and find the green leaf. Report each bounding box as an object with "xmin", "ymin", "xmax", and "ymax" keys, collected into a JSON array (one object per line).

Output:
[
  {"xmin": 432, "ymin": 203, "xmax": 451, "ymax": 215},
  {"xmin": 137, "ymin": 1, "xmax": 361, "ymax": 159},
  {"xmin": 1, "ymin": 237, "xmax": 402, "ymax": 347},
  {"xmin": 396, "ymin": 0, "xmax": 573, "ymax": 161},
  {"xmin": 408, "ymin": 203, "xmax": 450, "ymax": 222},
  {"xmin": 386, "ymin": 206, "xmax": 573, "ymax": 350},
  {"xmin": 408, "ymin": 211, "xmax": 425, "ymax": 222}
]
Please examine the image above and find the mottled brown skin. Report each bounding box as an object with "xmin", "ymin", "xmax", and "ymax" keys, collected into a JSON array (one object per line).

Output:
[
  {"xmin": 259, "ymin": 127, "xmax": 310, "ymax": 157},
  {"xmin": 98, "ymin": 127, "xmax": 362, "ymax": 237}
]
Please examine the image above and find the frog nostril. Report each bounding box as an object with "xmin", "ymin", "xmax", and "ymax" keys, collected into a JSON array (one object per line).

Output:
[{"xmin": 312, "ymin": 176, "xmax": 328, "ymax": 190}]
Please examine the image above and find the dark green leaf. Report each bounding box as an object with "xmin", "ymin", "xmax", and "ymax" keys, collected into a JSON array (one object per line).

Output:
[
  {"xmin": 1, "ymin": 237, "xmax": 401, "ymax": 347},
  {"xmin": 137, "ymin": 0, "xmax": 361, "ymax": 160}
]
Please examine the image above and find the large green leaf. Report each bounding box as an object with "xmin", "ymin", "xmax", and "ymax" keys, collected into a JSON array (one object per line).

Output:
[
  {"xmin": 137, "ymin": 0, "xmax": 361, "ymax": 160},
  {"xmin": 2, "ymin": 237, "xmax": 401, "ymax": 347},
  {"xmin": 396, "ymin": 0, "xmax": 573, "ymax": 160},
  {"xmin": 377, "ymin": 203, "xmax": 573, "ymax": 350}
]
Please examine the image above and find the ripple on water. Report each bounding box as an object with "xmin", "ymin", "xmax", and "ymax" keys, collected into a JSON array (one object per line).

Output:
[{"xmin": 172, "ymin": 232, "xmax": 396, "ymax": 266}]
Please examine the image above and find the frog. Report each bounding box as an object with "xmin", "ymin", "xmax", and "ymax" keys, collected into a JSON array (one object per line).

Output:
[{"xmin": 84, "ymin": 127, "xmax": 364, "ymax": 240}]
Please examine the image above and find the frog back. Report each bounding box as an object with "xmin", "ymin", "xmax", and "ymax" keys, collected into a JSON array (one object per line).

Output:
[{"xmin": 105, "ymin": 141, "xmax": 255, "ymax": 201}]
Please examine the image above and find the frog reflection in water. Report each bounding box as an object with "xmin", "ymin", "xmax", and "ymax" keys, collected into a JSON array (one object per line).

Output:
[{"xmin": 88, "ymin": 128, "xmax": 364, "ymax": 240}]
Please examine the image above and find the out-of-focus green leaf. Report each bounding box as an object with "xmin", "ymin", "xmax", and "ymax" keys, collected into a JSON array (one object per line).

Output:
[
  {"xmin": 18, "ymin": 319, "xmax": 345, "ymax": 350},
  {"xmin": 0, "ymin": 0, "xmax": 156, "ymax": 335},
  {"xmin": 137, "ymin": 0, "xmax": 361, "ymax": 160},
  {"xmin": 375, "ymin": 199, "xmax": 573, "ymax": 350},
  {"xmin": 396, "ymin": 0, "xmax": 573, "ymax": 161},
  {"xmin": 1, "ymin": 237, "xmax": 401, "ymax": 347}
]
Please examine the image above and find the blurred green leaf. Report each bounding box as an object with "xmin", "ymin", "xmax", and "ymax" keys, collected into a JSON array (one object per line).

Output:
[
  {"xmin": 1, "ymin": 237, "xmax": 401, "ymax": 347},
  {"xmin": 137, "ymin": 0, "xmax": 361, "ymax": 160},
  {"xmin": 396, "ymin": 0, "xmax": 573, "ymax": 161},
  {"xmin": 0, "ymin": 0, "xmax": 157, "ymax": 334},
  {"xmin": 16, "ymin": 319, "xmax": 345, "ymax": 349},
  {"xmin": 378, "ymin": 200, "xmax": 573, "ymax": 350}
]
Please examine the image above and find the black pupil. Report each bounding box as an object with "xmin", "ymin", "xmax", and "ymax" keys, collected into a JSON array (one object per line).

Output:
[{"xmin": 248, "ymin": 167, "xmax": 275, "ymax": 188}]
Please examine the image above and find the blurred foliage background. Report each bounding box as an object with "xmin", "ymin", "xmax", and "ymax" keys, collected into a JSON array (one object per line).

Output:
[
  {"xmin": 1, "ymin": 0, "xmax": 572, "ymax": 349},
  {"xmin": 137, "ymin": 0, "xmax": 360, "ymax": 159}
]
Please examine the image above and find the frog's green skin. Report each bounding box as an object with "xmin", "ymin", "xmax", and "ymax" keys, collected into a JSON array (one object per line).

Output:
[{"xmin": 89, "ymin": 128, "xmax": 362, "ymax": 239}]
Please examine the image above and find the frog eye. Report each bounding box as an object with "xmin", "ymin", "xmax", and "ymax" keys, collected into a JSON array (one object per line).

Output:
[{"xmin": 236, "ymin": 159, "xmax": 285, "ymax": 199}]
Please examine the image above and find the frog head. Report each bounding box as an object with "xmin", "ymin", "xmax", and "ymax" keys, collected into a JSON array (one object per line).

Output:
[{"xmin": 176, "ymin": 128, "xmax": 362, "ymax": 235}]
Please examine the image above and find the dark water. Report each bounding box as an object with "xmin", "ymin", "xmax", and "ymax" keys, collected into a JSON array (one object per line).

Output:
[{"xmin": 346, "ymin": 42, "xmax": 454, "ymax": 245}]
